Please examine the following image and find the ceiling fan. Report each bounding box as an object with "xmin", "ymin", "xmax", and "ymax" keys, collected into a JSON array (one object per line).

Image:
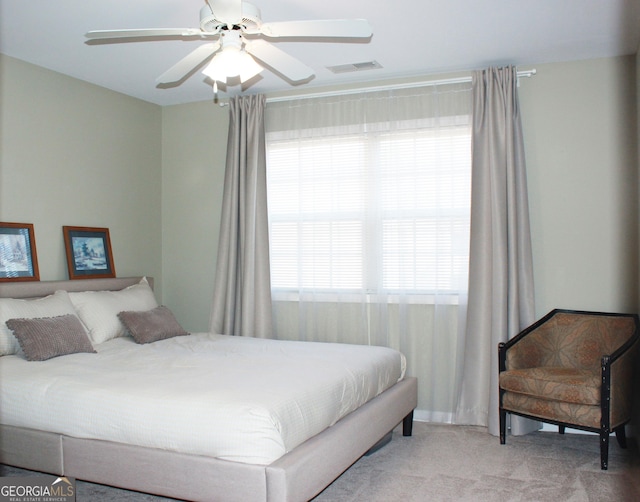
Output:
[{"xmin": 85, "ymin": 0, "xmax": 373, "ymax": 88}]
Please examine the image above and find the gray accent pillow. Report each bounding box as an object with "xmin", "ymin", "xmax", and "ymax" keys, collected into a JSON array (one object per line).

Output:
[
  {"xmin": 118, "ymin": 305, "xmax": 189, "ymax": 344},
  {"xmin": 6, "ymin": 314, "xmax": 96, "ymax": 361}
]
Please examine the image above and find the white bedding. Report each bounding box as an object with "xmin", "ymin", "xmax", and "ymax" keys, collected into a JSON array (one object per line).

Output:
[{"xmin": 0, "ymin": 333, "xmax": 405, "ymax": 465}]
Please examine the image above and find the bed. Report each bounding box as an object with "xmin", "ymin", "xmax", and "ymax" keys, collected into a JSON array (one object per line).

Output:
[{"xmin": 0, "ymin": 277, "xmax": 417, "ymax": 502}]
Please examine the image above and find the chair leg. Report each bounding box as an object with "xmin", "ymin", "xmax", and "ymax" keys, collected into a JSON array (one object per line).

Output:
[
  {"xmin": 600, "ymin": 429, "xmax": 609, "ymax": 470},
  {"xmin": 615, "ymin": 426, "xmax": 627, "ymax": 449},
  {"xmin": 559, "ymin": 425, "xmax": 565, "ymax": 435},
  {"xmin": 499, "ymin": 408, "xmax": 506, "ymax": 444}
]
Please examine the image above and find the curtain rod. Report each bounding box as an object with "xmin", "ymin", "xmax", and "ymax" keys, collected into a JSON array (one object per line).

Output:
[{"xmin": 265, "ymin": 69, "xmax": 536, "ymax": 104}]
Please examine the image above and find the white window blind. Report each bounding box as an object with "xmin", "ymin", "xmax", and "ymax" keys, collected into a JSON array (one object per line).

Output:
[{"xmin": 266, "ymin": 85, "xmax": 472, "ymax": 297}]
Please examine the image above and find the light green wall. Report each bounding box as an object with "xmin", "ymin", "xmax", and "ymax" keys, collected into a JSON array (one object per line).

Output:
[
  {"xmin": 163, "ymin": 56, "xmax": 639, "ymax": 331},
  {"xmin": 519, "ymin": 56, "xmax": 638, "ymax": 316},
  {"xmin": 2, "ymin": 53, "xmax": 638, "ymax": 334},
  {"xmin": 160, "ymin": 102, "xmax": 228, "ymax": 331},
  {"xmin": 0, "ymin": 55, "xmax": 163, "ymax": 295}
]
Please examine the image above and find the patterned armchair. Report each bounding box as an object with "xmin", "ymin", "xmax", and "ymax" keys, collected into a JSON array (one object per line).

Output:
[{"xmin": 498, "ymin": 309, "xmax": 639, "ymax": 470}]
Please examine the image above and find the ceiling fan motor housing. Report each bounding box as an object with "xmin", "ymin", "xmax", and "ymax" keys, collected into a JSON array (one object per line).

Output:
[{"xmin": 200, "ymin": 2, "xmax": 262, "ymax": 32}]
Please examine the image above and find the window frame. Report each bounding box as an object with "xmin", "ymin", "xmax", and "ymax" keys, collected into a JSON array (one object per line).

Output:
[{"xmin": 266, "ymin": 116, "xmax": 471, "ymax": 301}]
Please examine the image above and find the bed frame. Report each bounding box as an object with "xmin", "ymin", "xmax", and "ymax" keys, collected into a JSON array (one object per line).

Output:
[{"xmin": 0, "ymin": 277, "xmax": 417, "ymax": 502}]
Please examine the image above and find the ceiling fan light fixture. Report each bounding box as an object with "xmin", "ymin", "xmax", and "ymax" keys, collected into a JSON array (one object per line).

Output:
[
  {"xmin": 202, "ymin": 47, "xmax": 263, "ymax": 83},
  {"xmin": 202, "ymin": 29, "xmax": 263, "ymax": 84}
]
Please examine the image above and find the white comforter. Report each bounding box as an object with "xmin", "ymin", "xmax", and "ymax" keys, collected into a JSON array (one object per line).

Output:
[{"xmin": 0, "ymin": 333, "xmax": 405, "ymax": 465}]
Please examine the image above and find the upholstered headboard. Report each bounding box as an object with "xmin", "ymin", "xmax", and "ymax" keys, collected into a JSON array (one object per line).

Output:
[{"xmin": 0, "ymin": 277, "xmax": 153, "ymax": 299}]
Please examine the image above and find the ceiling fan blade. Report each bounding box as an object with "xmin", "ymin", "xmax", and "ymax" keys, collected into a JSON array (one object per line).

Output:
[
  {"xmin": 247, "ymin": 40, "xmax": 314, "ymax": 83},
  {"xmin": 207, "ymin": 0, "xmax": 243, "ymax": 25},
  {"xmin": 85, "ymin": 28, "xmax": 208, "ymax": 40},
  {"xmin": 156, "ymin": 42, "xmax": 221, "ymax": 84},
  {"xmin": 259, "ymin": 19, "xmax": 372, "ymax": 39}
]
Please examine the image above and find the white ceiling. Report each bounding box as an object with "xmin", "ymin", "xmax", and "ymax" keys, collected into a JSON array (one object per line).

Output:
[{"xmin": 1, "ymin": 0, "xmax": 639, "ymax": 106}]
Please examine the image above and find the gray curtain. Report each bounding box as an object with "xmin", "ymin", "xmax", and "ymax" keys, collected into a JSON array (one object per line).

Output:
[
  {"xmin": 210, "ymin": 94, "xmax": 273, "ymax": 337},
  {"xmin": 455, "ymin": 67, "xmax": 538, "ymax": 436}
]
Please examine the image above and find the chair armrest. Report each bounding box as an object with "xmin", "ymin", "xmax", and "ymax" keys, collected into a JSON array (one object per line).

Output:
[
  {"xmin": 609, "ymin": 327, "xmax": 640, "ymax": 363},
  {"xmin": 605, "ymin": 335, "xmax": 639, "ymax": 427},
  {"xmin": 498, "ymin": 342, "xmax": 507, "ymax": 372},
  {"xmin": 498, "ymin": 310, "xmax": 559, "ymax": 371}
]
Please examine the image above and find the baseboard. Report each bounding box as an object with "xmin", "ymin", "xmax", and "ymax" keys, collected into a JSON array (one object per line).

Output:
[
  {"xmin": 413, "ymin": 410, "xmax": 454, "ymax": 423},
  {"xmin": 540, "ymin": 423, "xmax": 593, "ymax": 435}
]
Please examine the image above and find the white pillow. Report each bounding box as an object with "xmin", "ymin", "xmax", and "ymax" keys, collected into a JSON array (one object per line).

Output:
[
  {"xmin": 69, "ymin": 277, "xmax": 158, "ymax": 345},
  {"xmin": 0, "ymin": 290, "xmax": 82, "ymax": 356}
]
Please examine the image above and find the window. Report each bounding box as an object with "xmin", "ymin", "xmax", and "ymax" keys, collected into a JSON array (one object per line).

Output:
[{"xmin": 266, "ymin": 88, "xmax": 471, "ymax": 299}]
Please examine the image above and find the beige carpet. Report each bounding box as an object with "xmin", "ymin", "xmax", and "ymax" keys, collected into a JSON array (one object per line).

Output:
[
  {"xmin": 314, "ymin": 422, "xmax": 640, "ymax": 501},
  {"xmin": 2, "ymin": 422, "xmax": 639, "ymax": 501}
]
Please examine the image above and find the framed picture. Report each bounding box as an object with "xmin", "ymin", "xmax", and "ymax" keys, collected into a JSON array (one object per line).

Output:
[
  {"xmin": 63, "ymin": 226, "xmax": 116, "ymax": 280},
  {"xmin": 0, "ymin": 222, "xmax": 40, "ymax": 282}
]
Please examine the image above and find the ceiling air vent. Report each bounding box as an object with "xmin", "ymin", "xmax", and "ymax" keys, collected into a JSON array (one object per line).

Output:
[{"xmin": 327, "ymin": 61, "xmax": 383, "ymax": 74}]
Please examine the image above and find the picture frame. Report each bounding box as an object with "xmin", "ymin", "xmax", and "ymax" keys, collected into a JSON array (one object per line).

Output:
[
  {"xmin": 63, "ymin": 226, "xmax": 116, "ymax": 280},
  {"xmin": 0, "ymin": 222, "xmax": 40, "ymax": 282}
]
